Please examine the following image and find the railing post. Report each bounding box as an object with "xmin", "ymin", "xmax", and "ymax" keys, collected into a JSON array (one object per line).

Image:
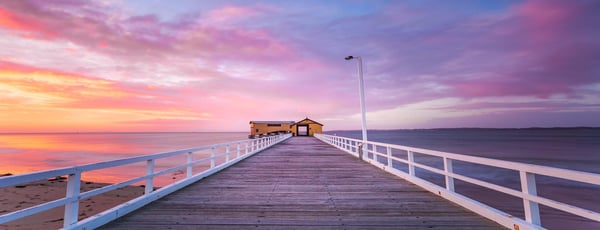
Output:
[
  {"xmin": 408, "ymin": 151, "xmax": 415, "ymax": 176},
  {"xmin": 358, "ymin": 142, "xmax": 364, "ymax": 160},
  {"xmin": 226, "ymin": 144, "xmax": 230, "ymax": 162},
  {"xmin": 63, "ymin": 172, "xmax": 81, "ymax": 228},
  {"xmin": 187, "ymin": 152, "xmax": 193, "ymax": 178},
  {"xmin": 245, "ymin": 142, "xmax": 249, "ymax": 154},
  {"xmin": 345, "ymin": 139, "xmax": 349, "ymax": 151},
  {"xmin": 362, "ymin": 142, "xmax": 368, "ymax": 160},
  {"xmin": 210, "ymin": 147, "xmax": 216, "ymax": 168},
  {"xmin": 444, "ymin": 157, "xmax": 455, "ymax": 191},
  {"xmin": 520, "ymin": 171, "xmax": 541, "ymax": 225},
  {"xmin": 237, "ymin": 143, "xmax": 241, "ymax": 158},
  {"xmin": 372, "ymin": 144, "xmax": 377, "ymax": 163},
  {"xmin": 145, "ymin": 159, "xmax": 154, "ymax": 194},
  {"xmin": 386, "ymin": 146, "xmax": 392, "ymax": 167}
]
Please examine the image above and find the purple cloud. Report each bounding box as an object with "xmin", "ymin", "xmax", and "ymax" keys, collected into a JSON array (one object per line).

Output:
[{"xmin": 0, "ymin": 0, "xmax": 598, "ymax": 131}]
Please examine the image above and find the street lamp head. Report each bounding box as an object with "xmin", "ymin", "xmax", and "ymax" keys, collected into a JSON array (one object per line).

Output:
[{"xmin": 344, "ymin": 56, "xmax": 354, "ymax": 60}]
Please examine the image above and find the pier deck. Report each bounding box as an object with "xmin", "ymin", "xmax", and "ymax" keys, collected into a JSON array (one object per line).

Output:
[{"xmin": 101, "ymin": 137, "xmax": 500, "ymax": 229}]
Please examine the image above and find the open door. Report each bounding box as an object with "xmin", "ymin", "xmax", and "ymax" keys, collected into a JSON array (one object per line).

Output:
[{"xmin": 297, "ymin": 125, "xmax": 308, "ymax": 136}]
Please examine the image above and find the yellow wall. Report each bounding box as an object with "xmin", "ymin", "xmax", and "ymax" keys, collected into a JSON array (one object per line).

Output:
[
  {"xmin": 250, "ymin": 119, "xmax": 323, "ymax": 137},
  {"xmin": 294, "ymin": 119, "xmax": 323, "ymax": 136},
  {"xmin": 309, "ymin": 123, "xmax": 323, "ymax": 136},
  {"xmin": 250, "ymin": 123, "xmax": 293, "ymax": 136}
]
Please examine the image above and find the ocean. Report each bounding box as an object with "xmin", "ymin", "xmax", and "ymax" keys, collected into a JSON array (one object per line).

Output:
[
  {"xmin": 0, "ymin": 132, "xmax": 248, "ymax": 185},
  {"xmin": 1, "ymin": 129, "xmax": 598, "ymax": 229}
]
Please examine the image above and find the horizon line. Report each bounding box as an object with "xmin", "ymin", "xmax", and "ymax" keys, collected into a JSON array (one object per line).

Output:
[{"xmin": 2, "ymin": 126, "xmax": 599, "ymax": 135}]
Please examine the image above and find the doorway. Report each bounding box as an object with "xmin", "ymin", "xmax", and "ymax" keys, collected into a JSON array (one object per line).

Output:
[{"xmin": 297, "ymin": 125, "xmax": 309, "ymax": 136}]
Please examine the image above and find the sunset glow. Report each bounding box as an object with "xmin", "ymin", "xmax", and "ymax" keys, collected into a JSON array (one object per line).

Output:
[{"xmin": 0, "ymin": 0, "xmax": 599, "ymax": 132}]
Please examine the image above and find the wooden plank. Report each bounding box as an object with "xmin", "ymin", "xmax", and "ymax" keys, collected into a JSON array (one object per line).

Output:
[{"xmin": 100, "ymin": 137, "xmax": 501, "ymax": 229}]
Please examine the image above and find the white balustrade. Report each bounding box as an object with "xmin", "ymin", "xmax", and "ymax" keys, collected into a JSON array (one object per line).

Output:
[
  {"xmin": 0, "ymin": 133, "xmax": 292, "ymax": 230},
  {"xmin": 315, "ymin": 133, "xmax": 600, "ymax": 230}
]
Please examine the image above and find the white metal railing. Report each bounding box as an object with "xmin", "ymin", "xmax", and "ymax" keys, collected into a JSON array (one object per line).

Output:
[
  {"xmin": 315, "ymin": 133, "xmax": 600, "ymax": 230},
  {"xmin": 0, "ymin": 133, "xmax": 291, "ymax": 229}
]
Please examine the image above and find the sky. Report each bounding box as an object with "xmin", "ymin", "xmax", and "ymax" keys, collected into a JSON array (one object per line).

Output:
[{"xmin": 0, "ymin": 0, "xmax": 599, "ymax": 132}]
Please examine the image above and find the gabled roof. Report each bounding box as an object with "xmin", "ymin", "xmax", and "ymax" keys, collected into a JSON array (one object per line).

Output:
[
  {"xmin": 295, "ymin": 117, "xmax": 324, "ymax": 126},
  {"xmin": 249, "ymin": 121, "xmax": 295, "ymax": 124}
]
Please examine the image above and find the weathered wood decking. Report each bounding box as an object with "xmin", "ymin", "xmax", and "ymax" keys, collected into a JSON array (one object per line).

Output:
[{"xmin": 101, "ymin": 137, "xmax": 501, "ymax": 229}]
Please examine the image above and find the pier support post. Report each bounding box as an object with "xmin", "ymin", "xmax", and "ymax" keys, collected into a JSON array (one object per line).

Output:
[
  {"xmin": 64, "ymin": 172, "xmax": 81, "ymax": 228},
  {"xmin": 520, "ymin": 171, "xmax": 541, "ymax": 225}
]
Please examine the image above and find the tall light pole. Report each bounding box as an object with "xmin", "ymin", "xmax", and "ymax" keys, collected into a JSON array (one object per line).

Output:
[{"xmin": 345, "ymin": 56, "xmax": 368, "ymax": 151}]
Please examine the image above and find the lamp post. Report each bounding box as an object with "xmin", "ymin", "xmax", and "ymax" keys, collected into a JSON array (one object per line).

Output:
[{"xmin": 345, "ymin": 56, "xmax": 368, "ymax": 155}]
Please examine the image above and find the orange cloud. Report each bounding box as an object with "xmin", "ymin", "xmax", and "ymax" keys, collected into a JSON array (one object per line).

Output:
[{"xmin": 0, "ymin": 62, "xmax": 209, "ymax": 132}]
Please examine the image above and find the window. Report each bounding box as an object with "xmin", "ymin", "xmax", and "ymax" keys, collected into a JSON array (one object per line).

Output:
[
  {"xmin": 267, "ymin": 124, "xmax": 281, "ymax": 127},
  {"xmin": 255, "ymin": 128, "xmax": 259, "ymax": 132}
]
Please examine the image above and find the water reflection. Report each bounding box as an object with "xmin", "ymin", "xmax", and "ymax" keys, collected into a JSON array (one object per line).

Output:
[{"xmin": 0, "ymin": 132, "xmax": 247, "ymax": 186}]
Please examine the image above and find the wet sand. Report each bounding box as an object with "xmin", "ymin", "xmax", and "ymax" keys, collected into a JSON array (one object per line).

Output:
[{"xmin": 0, "ymin": 175, "xmax": 145, "ymax": 230}]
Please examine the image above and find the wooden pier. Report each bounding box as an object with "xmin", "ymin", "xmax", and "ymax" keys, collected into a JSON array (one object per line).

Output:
[{"xmin": 101, "ymin": 137, "xmax": 500, "ymax": 229}]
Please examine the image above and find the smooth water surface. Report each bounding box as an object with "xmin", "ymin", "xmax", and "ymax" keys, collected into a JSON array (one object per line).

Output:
[{"xmin": 0, "ymin": 132, "xmax": 247, "ymax": 184}]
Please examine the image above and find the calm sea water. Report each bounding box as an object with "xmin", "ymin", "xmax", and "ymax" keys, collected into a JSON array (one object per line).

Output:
[
  {"xmin": 326, "ymin": 128, "xmax": 600, "ymax": 173},
  {"xmin": 326, "ymin": 128, "xmax": 600, "ymax": 229},
  {"xmin": 0, "ymin": 132, "xmax": 248, "ymax": 184},
  {"xmin": 1, "ymin": 129, "xmax": 598, "ymax": 228}
]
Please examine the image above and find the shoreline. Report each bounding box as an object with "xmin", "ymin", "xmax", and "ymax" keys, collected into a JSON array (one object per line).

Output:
[{"xmin": 0, "ymin": 175, "xmax": 145, "ymax": 229}]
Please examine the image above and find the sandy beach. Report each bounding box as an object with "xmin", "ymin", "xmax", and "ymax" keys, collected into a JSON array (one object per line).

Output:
[{"xmin": 0, "ymin": 175, "xmax": 145, "ymax": 230}]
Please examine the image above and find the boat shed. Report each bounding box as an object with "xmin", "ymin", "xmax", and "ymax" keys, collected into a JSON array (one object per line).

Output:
[
  {"xmin": 249, "ymin": 121, "xmax": 295, "ymax": 138},
  {"xmin": 293, "ymin": 118, "xmax": 323, "ymax": 136},
  {"xmin": 249, "ymin": 118, "xmax": 323, "ymax": 138}
]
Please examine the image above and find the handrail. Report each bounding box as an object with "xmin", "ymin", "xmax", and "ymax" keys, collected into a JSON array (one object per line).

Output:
[
  {"xmin": 315, "ymin": 133, "xmax": 600, "ymax": 230},
  {"xmin": 0, "ymin": 133, "xmax": 292, "ymax": 229}
]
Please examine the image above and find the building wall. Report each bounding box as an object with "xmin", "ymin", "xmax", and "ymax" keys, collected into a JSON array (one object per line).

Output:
[
  {"xmin": 250, "ymin": 119, "xmax": 323, "ymax": 137},
  {"xmin": 295, "ymin": 119, "xmax": 323, "ymax": 136},
  {"xmin": 308, "ymin": 123, "xmax": 323, "ymax": 136},
  {"xmin": 250, "ymin": 123, "xmax": 293, "ymax": 136}
]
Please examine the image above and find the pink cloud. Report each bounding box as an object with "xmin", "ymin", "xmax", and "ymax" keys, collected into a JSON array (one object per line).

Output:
[
  {"xmin": 393, "ymin": 0, "xmax": 600, "ymax": 99},
  {"xmin": 204, "ymin": 5, "xmax": 263, "ymax": 23},
  {"xmin": 0, "ymin": 0, "xmax": 598, "ymax": 131}
]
